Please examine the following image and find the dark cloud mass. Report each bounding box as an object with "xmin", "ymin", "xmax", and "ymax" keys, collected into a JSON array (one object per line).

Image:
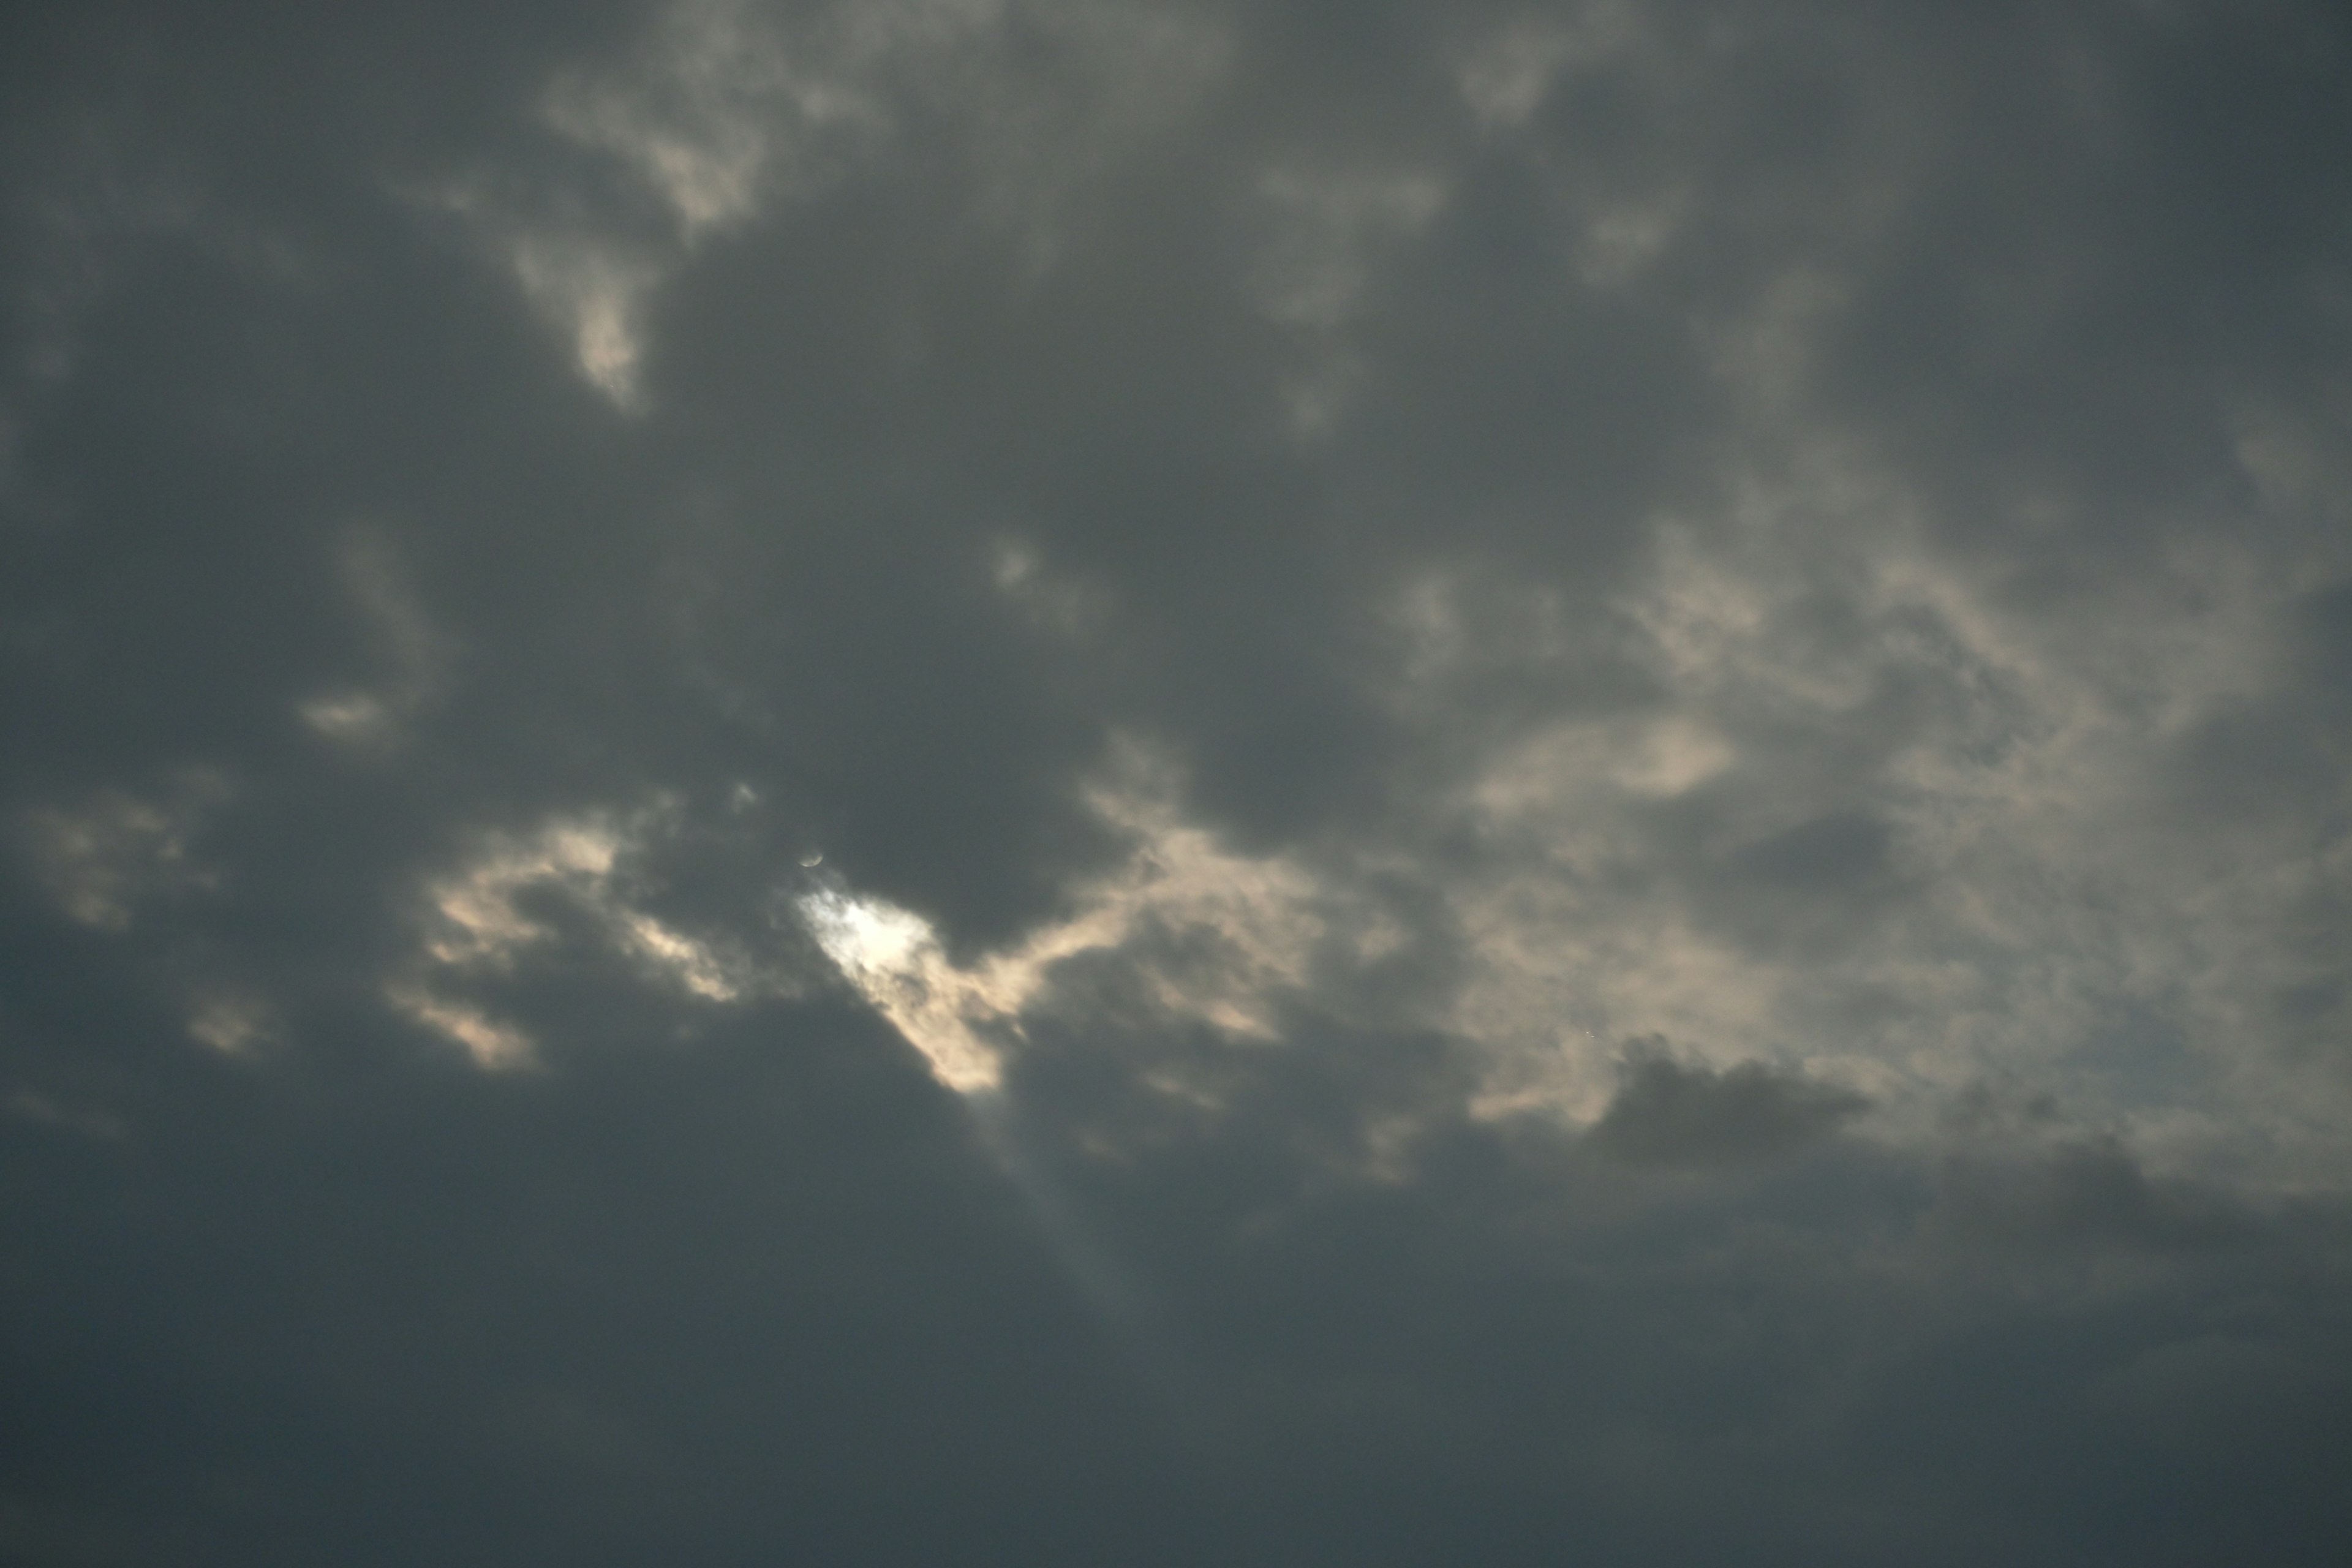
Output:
[
  {"xmin": 5, "ymin": 1, "xmax": 2351, "ymax": 1561},
  {"xmin": 1589, "ymin": 1042, "xmax": 1867, "ymax": 1166}
]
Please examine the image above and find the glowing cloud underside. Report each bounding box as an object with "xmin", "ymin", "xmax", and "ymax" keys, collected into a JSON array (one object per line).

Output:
[
  {"xmin": 798, "ymin": 886, "xmax": 1008, "ymax": 1093},
  {"xmin": 797, "ymin": 757, "xmax": 1327, "ymax": 1097},
  {"xmin": 393, "ymin": 808, "xmax": 762, "ymax": 1068}
]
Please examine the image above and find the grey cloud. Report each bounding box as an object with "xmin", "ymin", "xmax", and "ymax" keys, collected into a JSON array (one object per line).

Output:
[
  {"xmin": 1589, "ymin": 1042, "xmax": 1869, "ymax": 1167},
  {"xmin": 16, "ymin": 771, "xmax": 229, "ymax": 932},
  {"xmin": 1931, "ymin": 1131, "xmax": 2259, "ymax": 1257},
  {"xmin": 6, "ymin": 0, "xmax": 2352, "ymax": 1560}
]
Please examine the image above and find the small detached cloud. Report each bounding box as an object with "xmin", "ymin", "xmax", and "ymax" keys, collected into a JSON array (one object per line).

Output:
[
  {"xmin": 296, "ymin": 527, "xmax": 453, "ymax": 752},
  {"xmin": 390, "ymin": 799, "xmax": 796, "ymax": 1069},
  {"xmin": 17, "ymin": 772, "xmax": 232, "ymax": 933}
]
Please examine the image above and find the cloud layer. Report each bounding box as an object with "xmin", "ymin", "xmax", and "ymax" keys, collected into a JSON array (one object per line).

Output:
[{"xmin": 4, "ymin": 0, "xmax": 2351, "ymax": 1560}]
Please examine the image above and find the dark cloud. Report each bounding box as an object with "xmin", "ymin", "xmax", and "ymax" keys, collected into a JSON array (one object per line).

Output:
[
  {"xmin": 1930, "ymin": 1130, "xmax": 2257, "ymax": 1256},
  {"xmin": 1589, "ymin": 1042, "xmax": 1869, "ymax": 1167},
  {"xmin": 6, "ymin": 0, "xmax": 2352, "ymax": 1560}
]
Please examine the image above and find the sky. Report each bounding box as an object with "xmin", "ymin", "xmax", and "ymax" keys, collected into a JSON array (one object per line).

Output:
[{"xmin": 3, "ymin": 1, "xmax": 2351, "ymax": 1561}]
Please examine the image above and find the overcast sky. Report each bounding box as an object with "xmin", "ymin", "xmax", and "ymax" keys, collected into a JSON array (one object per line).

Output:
[{"xmin": 5, "ymin": 1, "xmax": 2351, "ymax": 1562}]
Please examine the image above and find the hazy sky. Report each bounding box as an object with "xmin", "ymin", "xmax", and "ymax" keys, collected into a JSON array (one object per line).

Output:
[{"xmin": 5, "ymin": 2, "xmax": 2351, "ymax": 1562}]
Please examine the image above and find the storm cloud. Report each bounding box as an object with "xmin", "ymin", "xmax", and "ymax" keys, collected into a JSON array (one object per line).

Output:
[{"xmin": 5, "ymin": 0, "xmax": 2351, "ymax": 1561}]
